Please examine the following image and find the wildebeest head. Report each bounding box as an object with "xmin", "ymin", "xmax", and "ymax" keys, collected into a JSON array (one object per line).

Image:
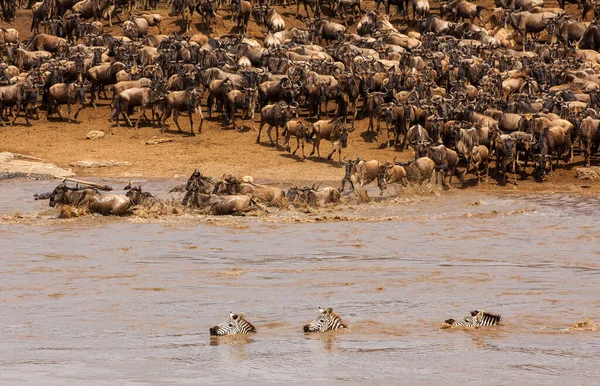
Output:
[
  {"xmin": 287, "ymin": 184, "xmax": 309, "ymax": 203},
  {"xmin": 209, "ymin": 311, "xmax": 256, "ymax": 336},
  {"xmin": 185, "ymin": 169, "xmax": 203, "ymax": 191},
  {"xmin": 125, "ymin": 185, "xmax": 143, "ymax": 203},
  {"xmin": 48, "ymin": 183, "xmax": 69, "ymax": 207}
]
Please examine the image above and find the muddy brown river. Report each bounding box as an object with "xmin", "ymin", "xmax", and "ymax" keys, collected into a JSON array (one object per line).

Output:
[{"xmin": 1, "ymin": 178, "xmax": 599, "ymax": 384}]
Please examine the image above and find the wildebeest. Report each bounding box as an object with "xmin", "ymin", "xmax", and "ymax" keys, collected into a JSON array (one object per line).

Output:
[
  {"xmin": 464, "ymin": 144, "xmax": 490, "ymax": 184},
  {"xmin": 160, "ymin": 88, "xmax": 204, "ymax": 135},
  {"xmin": 495, "ymin": 134, "xmax": 517, "ymax": 185},
  {"xmin": 125, "ymin": 185, "xmax": 165, "ymax": 211},
  {"xmin": 282, "ymin": 120, "xmax": 310, "ymax": 159},
  {"xmin": 182, "ymin": 187, "xmax": 259, "ymax": 215},
  {"xmin": 303, "ymin": 307, "xmax": 347, "ymax": 333},
  {"xmin": 49, "ymin": 183, "xmax": 134, "ymax": 216},
  {"xmin": 225, "ymin": 87, "xmax": 259, "ymax": 131},
  {"xmin": 112, "ymin": 85, "xmax": 164, "ymax": 128},
  {"xmin": 309, "ymin": 118, "xmax": 355, "ymax": 162},
  {"xmin": 257, "ymin": 101, "xmax": 297, "ymax": 147},
  {"xmin": 536, "ymin": 126, "xmax": 573, "ymax": 181},
  {"xmin": 425, "ymin": 144, "xmax": 465, "ymax": 188},
  {"xmin": 46, "ymin": 80, "xmax": 88, "ymax": 123},
  {"xmin": 213, "ymin": 175, "xmax": 285, "ymax": 205},
  {"xmin": 579, "ymin": 115, "xmax": 600, "ymax": 167}
]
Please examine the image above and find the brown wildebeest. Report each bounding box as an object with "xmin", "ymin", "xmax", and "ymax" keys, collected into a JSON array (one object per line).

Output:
[
  {"xmin": 282, "ymin": 120, "xmax": 310, "ymax": 159},
  {"xmin": 182, "ymin": 187, "xmax": 260, "ymax": 215},
  {"xmin": 46, "ymin": 80, "xmax": 89, "ymax": 123},
  {"xmin": 579, "ymin": 116, "xmax": 600, "ymax": 167},
  {"xmin": 112, "ymin": 85, "xmax": 164, "ymax": 128},
  {"xmin": 160, "ymin": 88, "xmax": 204, "ymax": 135},
  {"xmin": 495, "ymin": 134, "xmax": 517, "ymax": 185},
  {"xmin": 212, "ymin": 175, "xmax": 285, "ymax": 206},
  {"xmin": 257, "ymin": 101, "xmax": 297, "ymax": 147},
  {"xmin": 309, "ymin": 117, "xmax": 356, "ymax": 163},
  {"xmin": 126, "ymin": 185, "xmax": 165, "ymax": 211},
  {"xmin": 425, "ymin": 144, "xmax": 465, "ymax": 188},
  {"xmin": 464, "ymin": 144, "xmax": 490, "ymax": 185},
  {"xmin": 49, "ymin": 183, "xmax": 134, "ymax": 215}
]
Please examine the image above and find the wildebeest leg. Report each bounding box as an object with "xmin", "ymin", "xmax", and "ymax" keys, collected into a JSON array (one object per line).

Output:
[
  {"xmin": 123, "ymin": 102, "xmax": 133, "ymax": 127},
  {"xmin": 257, "ymin": 121, "xmax": 265, "ymax": 143},
  {"xmin": 161, "ymin": 107, "xmax": 172, "ymax": 133},
  {"xmin": 67, "ymin": 103, "xmax": 72, "ymax": 123},
  {"xmin": 266, "ymin": 125, "xmax": 275, "ymax": 146},
  {"xmin": 135, "ymin": 106, "xmax": 146, "ymax": 128},
  {"xmin": 188, "ymin": 110, "xmax": 195, "ymax": 136},
  {"xmin": 326, "ymin": 141, "xmax": 337, "ymax": 160},
  {"xmin": 73, "ymin": 103, "xmax": 83, "ymax": 121},
  {"xmin": 173, "ymin": 110, "xmax": 183, "ymax": 132},
  {"xmin": 310, "ymin": 138, "xmax": 321, "ymax": 159}
]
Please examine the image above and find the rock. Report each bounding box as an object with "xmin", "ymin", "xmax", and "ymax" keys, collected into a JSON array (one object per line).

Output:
[
  {"xmin": 0, "ymin": 152, "xmax": 75, "ymax": 179},
  {"xmin": 576, "ymin": 167, "xmax": 600, "ymax": 181},
  {"xmin": 145, "ymin": 138, "xmax": 173, "ymax": 145},
  {"xmin": 69, "ymin": 160, "xmax": 132, "ymax": 168},
  {"xmin": 86, "ymin": 130, "xmax": 105, "ymax": 140}
]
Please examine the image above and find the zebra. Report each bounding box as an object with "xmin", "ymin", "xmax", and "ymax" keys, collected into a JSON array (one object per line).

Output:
[
  {"xmin": 443, "ymin": 310, "xmax": 502, "ymax": 328},
  {"xmin": 209, "ymin": 311, "xmax": 257, "ymax": 336},
  {"xmin": 303, "ymin": 307, "xmax": 348, "ymax": 333}
]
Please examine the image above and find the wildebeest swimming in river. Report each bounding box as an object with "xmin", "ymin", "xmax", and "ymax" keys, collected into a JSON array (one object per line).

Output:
[
  {"xmin": 125, "ymin": 185, "xmax": 166, "ymax": 211},
  {"xmin": 49, "ymin": 183, "xmax": 134, "ymax": 216},
  {"xmin": 182, "ymin": 181, "xmax": 261, "ymax": 215}
]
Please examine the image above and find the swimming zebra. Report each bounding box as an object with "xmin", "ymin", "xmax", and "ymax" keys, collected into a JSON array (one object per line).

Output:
[
  {"xmin": 303, "ymin": 307, "xmax": 348, "ymax": 333},
  {"xmin": 444, "ymin": 310, "xmax": 502, "ymax": 328},
  {"xmin": 209, "ymin": 311, "xmax": 257, "ymax": 336}
]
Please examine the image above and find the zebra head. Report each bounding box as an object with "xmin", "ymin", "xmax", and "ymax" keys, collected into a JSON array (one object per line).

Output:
[
  {"xmin": 444, "ymin": 310, "xmax": 502, "ymax": 328},
  {"xmin": 209, "ymin": 311, "xmax": 256, "ymax": 336},
  {"xmin": 303, "ymin": 307, "xmax": 347, "ymax": 333}
]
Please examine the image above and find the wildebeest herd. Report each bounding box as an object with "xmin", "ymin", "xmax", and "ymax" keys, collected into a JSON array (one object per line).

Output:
[{"xmin": 3, "ymin": 0, "xmax": 600, "ymax": 189}]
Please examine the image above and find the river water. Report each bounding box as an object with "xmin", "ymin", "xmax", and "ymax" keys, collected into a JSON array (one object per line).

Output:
[{"xmin": 1, "ymin": 178, "xmax": 599, "ymax": 384}]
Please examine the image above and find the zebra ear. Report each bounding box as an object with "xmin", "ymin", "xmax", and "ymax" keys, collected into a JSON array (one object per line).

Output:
[
  {"xmin": 319, "ymin": 307, "xmax": 326, "ymax": 314},
  {"xmin": 326, "ymin": 307, "xmax": 333, "ymax": 314},
  {"xmin": 238, "ymin": 312, "xmax": 245, "ymax": 321}
]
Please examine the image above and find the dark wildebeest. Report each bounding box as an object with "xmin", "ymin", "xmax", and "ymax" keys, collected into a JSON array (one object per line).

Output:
[
  {"xmin": 425, "ymin": 144, "xmax": 465, "ymax": 188},
  {"xmin": 212, "ymin": 175, "xmax": 285, "ymax": 206},
  {"xmin": 182, "ymin": 186, "xmax": 259, "ymax": 215},
  {"xmin": 46, "ymin": 80, "xmax": 88, "ymax": 123},
  {"xmin": 160, "ymin": 88, "xmax": 204, "ymax": 135},
  {"xmin": 535, "ymin": 126, "xmax": 573, "ymax": 181},
  {"xmin": 282, "ymin": 120, "xmax": 310, "ymax": 159},
  {"xmin": 125, "ymin": 185, "xmax": 166, "ymax": 211},
  {"xmin": 49, "ymin": 183, "xmax": 134, "ymax": 215},
  {"xmin": 257, "ymin": 101, "xmax": 297, "ymax": 147},
  {"xmin": 495, "ymin": 134, "xmax": 517, "ymax": 185},
  {"xmin": 579, "ymin": 116, "xmax": 600, "ymax": 167}
]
